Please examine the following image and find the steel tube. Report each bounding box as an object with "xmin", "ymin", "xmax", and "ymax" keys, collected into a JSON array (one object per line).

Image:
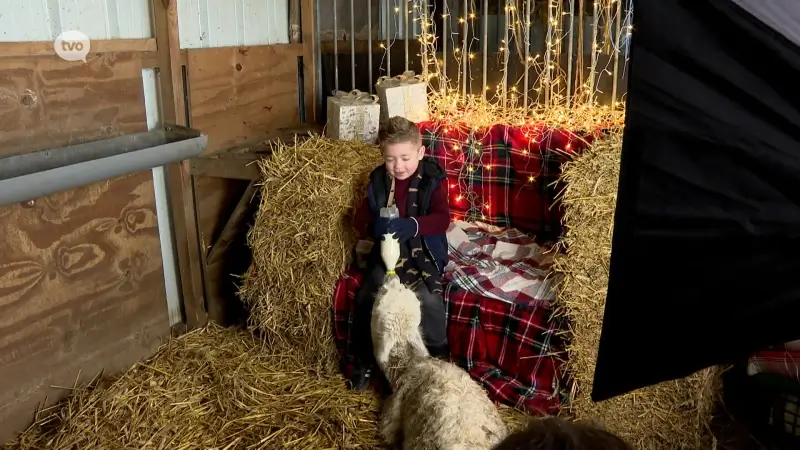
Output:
[
  {"xmin": 0, "ymin": 126, "xmax": 208, "ymax": 207},
  {"xmin": 333, "ymin": 0, "xmax": 340, "ymax": 91}
]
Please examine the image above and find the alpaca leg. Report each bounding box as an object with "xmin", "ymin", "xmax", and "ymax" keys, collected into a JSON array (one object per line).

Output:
[{"xmin": 380, "ymin": 393, "xmax": 403, "ymax": 447}]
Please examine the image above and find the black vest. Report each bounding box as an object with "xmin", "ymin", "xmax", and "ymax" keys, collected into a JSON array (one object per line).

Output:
[{"xmin": 368, "ymin": 157, "xmax": 446, "ymax": 216}]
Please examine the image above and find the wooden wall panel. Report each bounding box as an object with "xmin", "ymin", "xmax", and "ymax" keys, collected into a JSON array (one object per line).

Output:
[
  {"xmin": 186, "ymin": 44, "xmax": 304, "ymax": 314},
  {"xmin": 187, "ymin": 43, "xmax": 303, "ymax": 153},
  {"xmin": 0, "ymin": 53, "xmax": 170, "ymax": 442},
  {"xmin": 0, "ymin": 52, "xmax": 149, "ymax": 156}
]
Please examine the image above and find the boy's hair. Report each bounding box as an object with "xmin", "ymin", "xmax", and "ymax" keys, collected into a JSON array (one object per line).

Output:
[
  {"xmin": 378, "ymin": 116, "xmax": 422, "ymax": 150},
  {"xmin": 493, "ymin": 417, "xmax": 633, "ymax": 450}
]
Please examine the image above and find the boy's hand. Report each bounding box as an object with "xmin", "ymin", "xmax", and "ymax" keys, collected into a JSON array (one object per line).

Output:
[
  {"xmin": 388, "ymin": 218, "xmax": 418, "ymax": 242},
  {"xmin": 372, "ymin": 218, "xmax": 390, "ymax": 238}
]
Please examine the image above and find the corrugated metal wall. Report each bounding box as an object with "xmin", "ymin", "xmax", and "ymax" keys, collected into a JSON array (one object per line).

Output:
[
  {"xmin": 0, "ymin": 0, "xmax": 289, "ymax": 48},
  {"xmin": 0, "ymin": 0, "xmax": 153, "ymax": 40},
  {"xmin": 177, "ymin": 0, "xmax": 289, "ymax": 49}
]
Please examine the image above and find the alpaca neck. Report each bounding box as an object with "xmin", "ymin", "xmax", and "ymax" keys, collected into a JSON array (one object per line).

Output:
[{"xmin": 384, "ymin": 342, "xmax": 428, "ymax": 388}]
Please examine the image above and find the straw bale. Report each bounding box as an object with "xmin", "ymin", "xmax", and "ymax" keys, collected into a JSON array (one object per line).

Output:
[
  {"xmin": 552, "ymin": 131, "xmax": 721, "ymax": 449},
  {"xmin": 5, "ymin": 326, "xmax": 531, "ymax": 449},
  {"xmin": 238, "ymin": 134, "xmax": 384, "ymax": 374}
]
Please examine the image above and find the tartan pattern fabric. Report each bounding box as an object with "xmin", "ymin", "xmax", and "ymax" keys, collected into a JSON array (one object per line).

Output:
[
  {"xmin": 417, "ymin": 122, "xmax": 590, "ymax": 243},
  {"xmin": 333, "ymin": 121, "xmax": 581, "ymax": 415},
  {"xmin": 445, "ymin": 221, "xmax": 558, "ymax": 305},
  {"xmin": 748, "ymin": 339, "xmax": 800, "ymax": 380}
]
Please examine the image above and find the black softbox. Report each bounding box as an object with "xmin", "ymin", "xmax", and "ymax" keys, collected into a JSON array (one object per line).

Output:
[{"xmin": 592, "ymin": 0, "xmax": 800, "ymax": 402}]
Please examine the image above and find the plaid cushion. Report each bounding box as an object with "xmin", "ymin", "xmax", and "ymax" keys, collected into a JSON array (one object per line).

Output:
[
  {"xmin": 748, "ymin": 339, "xmax": 800, "ymax": 380},
  {"xmin": 417, "ymin": 122, "xmax": 590, "ymax": 243},
  {"xmin": 747, "ymin": 350, "xmax": 800, "ymax": 380}
]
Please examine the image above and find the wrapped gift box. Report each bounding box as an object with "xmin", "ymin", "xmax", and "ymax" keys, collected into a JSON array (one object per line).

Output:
[
  {"xmin": 326, "ymin": 90, "xmax": 381, "ymax": 144},
  {"xmin": 375, "ymin": 71, "xmax": 430, "ymax": 123}
]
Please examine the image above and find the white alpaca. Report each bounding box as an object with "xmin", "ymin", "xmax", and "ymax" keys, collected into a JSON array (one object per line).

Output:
[
  {"xmin": 370, "ymin": 276, "xmax": 509, "ymax": 450},
  {"xmin": 370, "ymin": 275, "xmax": 430, "ymax": 374}
]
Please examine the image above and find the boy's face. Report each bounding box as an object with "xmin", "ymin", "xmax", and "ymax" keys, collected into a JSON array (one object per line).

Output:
[{"xmin": 383, "ymin": 141, "xmax": 425, "ymax": 180}]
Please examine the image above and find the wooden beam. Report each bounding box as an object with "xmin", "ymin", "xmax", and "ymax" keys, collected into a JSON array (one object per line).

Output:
[
  {"xmin": 0, "ymin": 38, "xmax": 157, "ymax": 58},
  {"xmin": 203, "ymin": 180, "xmax": 259, "ymax": 326},
  {"xmin": 301, "ymin": 0, "xmax": 318, "ymax": 123},
  {"xmin": 151, "ymin": 0, "xmax": 208, "ymax": 330},
  {"xmin": 189, "ymin": 155, "xmax": 262, "ymax": 180},
  {"xmin": 289, "ymin": 0, "xmax": 302, "ymax": 44},
  {"xmin": 319, "ymin": 39, "xmax": 423, "ymax": 54},
  {"xmin": 142, "ymin": 49, "xmax": 187, "ymax": 69},
  {"xmin": 168, "ymin": 0, "xmax": 208, "ymax": 328},
  {"xmin": 207, "ymin": 180, "xmax": 258, "ymax": 266}
]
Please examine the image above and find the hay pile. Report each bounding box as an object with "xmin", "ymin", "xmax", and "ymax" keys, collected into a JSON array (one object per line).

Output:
[
  {"xmin": 6, "ymin": 326, "xmax": 383, "ymax": 449},
  {"xmin": 5, "ymin": 325, "xmax": 530, "ymax": 449},
  {"xmin": 238, "ymin": 135, "xmax": 384, "ymax": 374},
  {"xmin": 553, "ymin": 132, "xmax": 721, "ymax": 449}
]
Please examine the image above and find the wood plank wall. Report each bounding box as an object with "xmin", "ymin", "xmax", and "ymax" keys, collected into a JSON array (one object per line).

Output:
[
  {"xmin": 0, "ymin": 0, "xmax": 318, "ymax": 442},
  {"xmin": 0, "ymin": 51, "xmax": 170, "ymax": 442},
  {"xmin": 156, "ymin": 0, "xmax": 317, "ymax": 325}
]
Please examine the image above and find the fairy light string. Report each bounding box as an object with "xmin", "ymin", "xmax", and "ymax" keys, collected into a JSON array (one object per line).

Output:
[{"xmin": 377, "ymin": 0, "xmax": 629, "ymax": 218}]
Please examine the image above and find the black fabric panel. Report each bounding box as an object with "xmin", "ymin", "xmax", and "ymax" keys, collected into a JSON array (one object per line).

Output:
[{"xmin": 591, "ymin": 0, "xmax": 800, "ymax": 402}]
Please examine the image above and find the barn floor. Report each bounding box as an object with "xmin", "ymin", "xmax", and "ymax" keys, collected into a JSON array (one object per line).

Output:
[{"xmin": 3, "ymin": 325, "xmax": 531, "ymax": 449}]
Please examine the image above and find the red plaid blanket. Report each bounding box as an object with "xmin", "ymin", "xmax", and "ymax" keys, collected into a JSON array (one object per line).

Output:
[
  {"xmin": 333, "ymin": 221, "xmax": 566, "ymax": 415},
  {"xmin": 417, "ymin": 122, "xmax": 588, "ymax": 243},
  {"xmin": 748, "ymin": 339, "xmax": 800, "ymax": 381}
]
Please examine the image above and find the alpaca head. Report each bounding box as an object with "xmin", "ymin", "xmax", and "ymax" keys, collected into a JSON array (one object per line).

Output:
[{"xmin": 372, "ymin": 276, "xmax": 429, "ymax": 384}]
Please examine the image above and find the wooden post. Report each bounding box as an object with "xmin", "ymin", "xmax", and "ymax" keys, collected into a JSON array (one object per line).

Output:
[
  {"xmin": 290, "ymin": 0, "xmax": 302, "ymax": 44},
  {"xmin": 301, "ymin": 0, "xmax": 318, "ymax": 123},
  {"xmin": 151, "ymin": 0, "xmax": 208, "ymax": 330}
]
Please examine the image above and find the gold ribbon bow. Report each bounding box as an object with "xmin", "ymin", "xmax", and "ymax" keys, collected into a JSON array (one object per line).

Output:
[
  {"xmin": 332, "ymin": 89, "xmax": 379, "ymax": 104},
  {"xmin": 375, "ymin": 70, "xmax": 425, "ymax": 88}
]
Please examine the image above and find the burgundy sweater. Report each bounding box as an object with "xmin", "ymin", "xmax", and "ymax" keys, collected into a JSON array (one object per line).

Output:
[{"xmin": 353, "ymin": 175, "xmax": 451, "ymax": 238}]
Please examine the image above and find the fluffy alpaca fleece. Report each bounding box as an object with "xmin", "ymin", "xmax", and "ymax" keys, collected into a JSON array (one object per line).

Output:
[
  {"xmin": 370, "ymin": 275, "xmax": 430, "ymax": 377},
  {"xmin": 370, "ymin": 276, "xmax": 508, "ymax": 449}
]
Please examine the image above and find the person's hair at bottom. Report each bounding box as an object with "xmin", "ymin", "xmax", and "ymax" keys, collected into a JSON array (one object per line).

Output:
[{"xmin": 493, "ymin": 416, "xmax": 633, "ymax": 450}]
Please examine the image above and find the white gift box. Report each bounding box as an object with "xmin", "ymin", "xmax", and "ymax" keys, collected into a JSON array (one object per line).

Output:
[
  {"xmin": 375, "ymin": 70, "xmax": 430, "ymax": 123},
  {"xmin": 326, "ymin": 90, "xmax": 381, "ymax": 144}
]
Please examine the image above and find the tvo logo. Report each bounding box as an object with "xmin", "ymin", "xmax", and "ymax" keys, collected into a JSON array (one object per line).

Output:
[{"xmin": 54, "ymin": 30, "xmax": 91, "ymax": 62}]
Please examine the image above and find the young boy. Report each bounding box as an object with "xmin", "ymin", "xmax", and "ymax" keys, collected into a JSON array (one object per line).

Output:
[
  {"xmin": 493, "ymin": 416, "xmax": 634, "ymax": 450},
  {"xmin": 347, "ymin": 116, "xmax": 451, "ymax": 390}
]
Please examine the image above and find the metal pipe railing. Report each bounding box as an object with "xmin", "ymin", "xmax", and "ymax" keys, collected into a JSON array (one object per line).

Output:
[
  {"xmin": 368, "ymin": 0, "xmax": 373, "ymax": 93},
  {"xmin": 566, "ymin": 0, "xmax": 575, "ymax": 108},
  {"xmin": 442, "ymin": 1, "xmax": 448, "ymax": 91},
  {"xmin": 611, "ymin": 0, "xmax": 622, "ymax": 108},
  {"xmin": 0, "ymin": 126, "xmax": 207, "ymax": 207},
  {"xmin": 333, "ymin": 0, "xmax": 339, "ymax": 91},
  {"xmin": 461, "ymin": 0, "xmax": 468, "ymax": 99},
  {"xmin": 404, "ymin": 0, "xmax": 410, "ymax": 71},
  {"xmin": 387, "ymin": 0, "xmax": 392, "ymax": 76},
  {"xmin": 523, "ymin": 0, "xmax": 531, "ymax": 108},
  {"xmin": 319, "ymin": 0, "xmax": 632, "ymax": 110},
  {"xmin": 502, "ymin": 1, "xmax": 509, "ymax": 108},
  {"xmin": 589, "ymin": 0, "xmax": 600, "ymax": 105},
  {"xmin": 350, "ymin": 0, "xmax": 356, "ymax": 89},
  {"xmin": 481, "ymin": 0, "xmax": 488, "ymax": 99}
]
